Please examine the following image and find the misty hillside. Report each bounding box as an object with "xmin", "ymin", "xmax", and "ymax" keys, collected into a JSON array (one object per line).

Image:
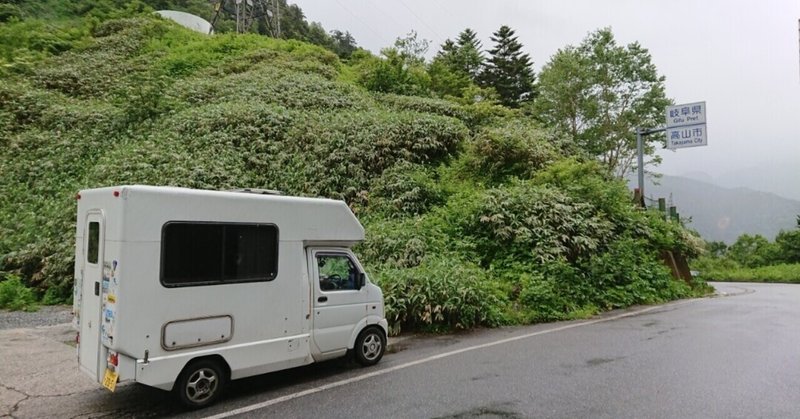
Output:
[
  {"xmin": 641, "ymin": 175, "xmax": 800, "ymax": 243},
  {"xmin": 715, "ymin": 164, "xmax": 800, "ymax": 202}
]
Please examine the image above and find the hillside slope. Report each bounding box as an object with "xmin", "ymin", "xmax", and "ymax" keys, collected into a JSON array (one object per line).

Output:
[
  {"xmin": 0, "ymin": 15, "xmax": 705, "ymax": 331},
  {"xmin": 641, "ymin": 175, "xmax": 800, "ymax": 243}
]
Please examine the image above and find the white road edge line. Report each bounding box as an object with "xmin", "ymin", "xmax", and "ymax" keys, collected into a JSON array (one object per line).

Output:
[{"xmin": 202, "ymin": 299, "xmax": 694, "ymax": 419}]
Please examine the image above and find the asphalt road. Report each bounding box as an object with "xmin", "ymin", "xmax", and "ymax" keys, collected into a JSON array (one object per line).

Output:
[{"xmin": 3, "ymin": 282, "xmax": 799, "ymax": 418}]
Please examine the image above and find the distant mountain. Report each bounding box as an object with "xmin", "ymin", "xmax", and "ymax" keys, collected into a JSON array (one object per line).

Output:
[
  {"xmin": 713, "ymin": 164, "xmax": 800, "ymax": 202},
  {"xmin": 636, "ymin": 175, "xmax": 800, "ymax": 243}
]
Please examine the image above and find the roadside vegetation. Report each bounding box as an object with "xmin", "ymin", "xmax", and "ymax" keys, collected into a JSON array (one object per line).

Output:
[
  {"xmin": 0, "ymin": 0, "xmax": 707, "ymax": 328},
  {"xmin": 693, "ymin": 218, "xmax": 800, "ymax": 283},
  {"xmin": 0, "ymin": 275, "xmax": 38, "ymax": 311}
]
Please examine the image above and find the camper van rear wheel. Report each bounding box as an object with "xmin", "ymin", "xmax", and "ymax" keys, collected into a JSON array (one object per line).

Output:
[
  {"xmin": 174, "ymin": 359, "xmax": 226, "ymax": 409},
  {"xmin": 354, "ymin": 327, "xmax": 386, "ymax": 366}
]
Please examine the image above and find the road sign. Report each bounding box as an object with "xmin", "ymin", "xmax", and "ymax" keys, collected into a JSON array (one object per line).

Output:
[
  {"xmin": 666, "ymin": 101, "xmax": 706, "ymax": 127},
  {"xmin": 665, "ymin": 101, "xmax": 707, "ymax": 150},
  {"xmin": 666, "ymin": 124, "xmax": 707, "ymax": 149}
]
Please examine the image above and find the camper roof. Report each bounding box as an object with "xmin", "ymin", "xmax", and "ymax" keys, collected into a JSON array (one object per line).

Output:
[{"xmin": 79, "ymin": 185, "xmax": 365, "ymax": 245}]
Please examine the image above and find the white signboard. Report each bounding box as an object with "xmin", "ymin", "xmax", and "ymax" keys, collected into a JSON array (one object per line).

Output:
[
  {"xmin": 666, "ymin": 124, "xmax": 707, "ymax": 149},
  {"xmin": 665, "ymin": 101, "xmax": 707, "ymax": 150},
  {"xmin": 666, "ymin": 101, "xmax": 706, "ymax": 127}
]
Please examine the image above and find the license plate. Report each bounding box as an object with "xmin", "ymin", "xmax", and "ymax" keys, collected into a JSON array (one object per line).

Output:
[{"xmin": 102, "ymin": 368, "xmax": 118, "ymax": 392}]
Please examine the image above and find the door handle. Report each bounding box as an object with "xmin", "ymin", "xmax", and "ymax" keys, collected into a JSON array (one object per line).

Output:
[
  {"xmin": 94, "ymin": 281, "xmax": 100, "ymax": 296},
  {"xmin": 317, "ymin": 296, "xmax": 328, "ymax": 303}
]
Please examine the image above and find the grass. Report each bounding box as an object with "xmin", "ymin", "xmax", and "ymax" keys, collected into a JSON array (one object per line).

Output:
[{"xmin": 697, "ymin": 263, "xmax": 800, "ymax": 283}]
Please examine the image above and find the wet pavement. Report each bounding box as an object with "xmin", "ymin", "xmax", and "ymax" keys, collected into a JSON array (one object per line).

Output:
[{"xmin": 2, "ymin": 283, "xmax": 798, "ymax": 418}]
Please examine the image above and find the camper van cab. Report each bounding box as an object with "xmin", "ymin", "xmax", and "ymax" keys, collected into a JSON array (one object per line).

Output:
[{"xmin": 73, "ymin": 186, "xmax": 387, "ymax": 408}]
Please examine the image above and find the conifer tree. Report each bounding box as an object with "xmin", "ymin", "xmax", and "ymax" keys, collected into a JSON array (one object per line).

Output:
[
  {"xmin": 455, "ymin": 28, "xmax": 484, "ymax": 80},
  {"xmin": 429, "ymin": 29, "xmax": 486, "ymax": 98},
  {"xmin": 480, "ymin": 25, "xmax": 536, "ymax": 108}
]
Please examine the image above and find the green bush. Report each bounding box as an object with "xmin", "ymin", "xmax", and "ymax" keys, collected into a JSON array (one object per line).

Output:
[
  {"xmin": 694, "ymin": 260, "xmax": 800, "ymax": 283},
  {"xmin": 774, "ymin": 229, "xmax": 800, "ymax": 264},
  {"xmin": 726, "ymin": 234, "xmax": 778, "ymax": 268},
  {"xmin": 372, "ymin": 256, "xmax": 508, "ymax": 335},
  {"xmin": 464, "ymin": 181, "xmax": 613, "ymax": 267},
  {"xmin": 583, "ymin": 237, "xmax": 681, "ymax": 308},
  {"xmin": 42, "ymin": 286, "xmax": 68, "ymax": 305},
  {"xmin": 171, "ymin": 67, "xmax": 366, "ymax": 110},
  {"xmin": 533, "ymin": 159, "xmax": 632, "ymax": 226},
  {"xmin": 0, "ymin": 4, "xmax": 22, "ymax": 23},
  {"xmin": 695, "ymin": 220, "xmax": 800, "ymax": 282},
  {"xmin": 353, "ymin": 49, "xmax": 431, "ymax": 97},
  {"xmin": 378, "ymin": 93, "xmax": 465, "ymax": 119},
  {"xmin": 367, "ymin": 161, "xmax": 445, "ymax": 217},
  {"xmin": 0, "ymin": 275, "xmax": 38, "ymax": 311},
  {"xmin": 0, "ymin": 18, "xmax": 91, "ymax": 75},
  {"xmin": 466, "ymin": 120, "xmax": 560, "ymax": 183},
  {"xmin": 517, "ymin": 272, "xmax": 576, "ymax": 322}
]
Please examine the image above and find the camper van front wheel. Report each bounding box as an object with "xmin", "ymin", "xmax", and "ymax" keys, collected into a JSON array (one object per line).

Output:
[
  {"xmin": 354, "ymin": 327, "xmax": 386, "ymax": 366},
  {"xmin": 174, "ymin": 359, "xmax": 227, "ymax": 409}
]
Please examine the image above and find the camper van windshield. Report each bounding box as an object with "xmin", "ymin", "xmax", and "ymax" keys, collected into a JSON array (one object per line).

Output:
[{"xmin": 161, "ymin": 222, "xmax": 278, "ymax": 287}]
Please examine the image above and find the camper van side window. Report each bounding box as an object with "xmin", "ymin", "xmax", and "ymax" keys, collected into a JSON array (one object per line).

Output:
[
  {"xmin": 87, "ymin": 222, "xmax": 99, "ymax": 264},
  {"xmin": 161, "ymin": 222, "xmax": 278, "ymax": 287}
]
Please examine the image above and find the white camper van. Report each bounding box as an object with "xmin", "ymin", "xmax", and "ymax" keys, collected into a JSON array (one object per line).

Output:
[{"xmin": 73, "ymin": 185, "xmax": 387, "ymax": 408}]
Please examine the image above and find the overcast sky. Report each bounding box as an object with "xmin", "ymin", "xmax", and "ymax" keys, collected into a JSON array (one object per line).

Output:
[{"xmin": 300, "ymin": 0, "xmax": 800, "ymax": 188}]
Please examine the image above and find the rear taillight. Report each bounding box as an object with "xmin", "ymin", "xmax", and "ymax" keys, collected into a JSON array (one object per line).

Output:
[
  {"xmin": 108, "ymin": 351, "xmax": 118, "ymax": 367},
  {"xmin": 76, "ymin": 332, "xmax": 80, "ymax": 345}
]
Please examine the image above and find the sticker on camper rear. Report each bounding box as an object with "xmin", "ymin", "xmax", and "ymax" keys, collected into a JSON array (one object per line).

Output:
[{"xmin": 101, "ymin": 260, "xmax": 119, "ymax": 347}]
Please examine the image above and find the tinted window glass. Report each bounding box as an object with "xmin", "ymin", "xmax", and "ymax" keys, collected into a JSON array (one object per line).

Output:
[
  {"xmin": 87, "ymin": 222, "xmax": 99, "ymax": 264},
  {"xmin": 223, "ymin": 224, "xmax": 277, "ymax": 280},
  {"xmin": 162, "ymin": 223, "xmax": 278, "ymax": 287},
  {"xmin": 163, "ymin": 223, "xmax": 224, "ymax": 285}
]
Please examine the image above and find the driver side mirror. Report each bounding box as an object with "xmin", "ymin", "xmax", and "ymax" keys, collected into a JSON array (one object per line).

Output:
[{"xmin": 357, "ymin": 273, "xmax": 366, "ymax": 289}]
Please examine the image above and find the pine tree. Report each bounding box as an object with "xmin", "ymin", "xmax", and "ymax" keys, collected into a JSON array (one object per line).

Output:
[
  {"xmin": 429, "ymin": 39, "xmax": 467, "ymax": 98},
  {"xmin": 480, "ymin": 25, "xmax": 536, "ymax": 108},
  {"xmin": 438, "ymin": 39, "xmax": 458, "ymax": 59},
  {"xmin": 455, "ymin": 28, "xmax": 484, "ymax": 80},
  {"xmin": 428, "ymin": 29, "xmax": 487, "ymax": 99},
  {"xmin": 330, "ymin": 29, "xmax": 357, "ymax": 59}
]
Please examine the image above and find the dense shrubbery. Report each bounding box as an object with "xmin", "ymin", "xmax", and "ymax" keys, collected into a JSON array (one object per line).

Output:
[
  {"xmin": 465, "ymin": 121, "xmax": 562, "ymax": 183},
  {"xmin": 367, "ymin": 162, "xmax": 445, "ymax": 217},
  {"xmin": 373, "ymin": 256, "xmax": 508, "ymax": 335},
  {"xmin": 1, "ymin": 11, "xmax": 705, "ymax": 329},
  {"xmin": 0, "ymin": 274, "xmax": 38, "ymax": 311},
  {"xmin": 692, "ymin": 263, "xmax": 800, "ymax": 283},
  {"xmin": 693, "ymin": 219, "xmax": 800, "ymax": 283},
  {"xmin": 358, "ymin": 159, "xmax": 703, "ymax": 332}
]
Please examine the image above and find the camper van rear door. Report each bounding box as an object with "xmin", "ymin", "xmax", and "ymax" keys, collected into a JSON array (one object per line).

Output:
[{"xmin": 80, "ymin": 212, "xmax": 105, "ymax": 381}]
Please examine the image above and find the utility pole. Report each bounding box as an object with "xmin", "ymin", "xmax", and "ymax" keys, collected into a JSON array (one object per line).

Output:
[
  {"xmin": 635, "ymin": 127, "xmax": 665, "ymax": 206},
  {"xmin": 275, "ymin": 0, "xmax": 280, "ymax": 38},
  {"xmin": 208, "ymin": 0, "xmax": 280, "ymax": 35},
  {"xmin": 637, "ymin": 128, "xmax": 644, "ymax": 200}
]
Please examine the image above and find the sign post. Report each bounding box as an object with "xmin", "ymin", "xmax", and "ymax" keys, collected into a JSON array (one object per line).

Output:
[{"xmin": 635, "ymin": 101, "xmax": 708, "ymax": 202}]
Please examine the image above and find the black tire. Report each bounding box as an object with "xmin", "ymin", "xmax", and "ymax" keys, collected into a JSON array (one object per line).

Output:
[
  {"xmin": 173, "ymin": 358, "xmax": 227, "ymax": 409},
  {"xmin": 354, "ymin": 327, "xmax": 386, "ymax": 366}
]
